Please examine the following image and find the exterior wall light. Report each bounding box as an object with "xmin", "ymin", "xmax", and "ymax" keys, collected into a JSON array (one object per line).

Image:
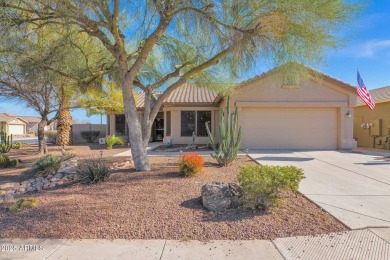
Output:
[
  {"xmin": 346, "ymin": 111, "xmax": 352, "ymax": 118},
  {"xmin": 361, "ymin": 122, "xmax": 373, "ymax": 129}
]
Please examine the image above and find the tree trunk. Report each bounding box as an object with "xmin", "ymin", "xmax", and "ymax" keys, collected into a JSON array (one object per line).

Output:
[
  {"xmin": 56, "ymin": 108, "xmax": 72, "ymax": 146},
  {"xmin": 38, "ymin": 120, "xmax": 48, "ymax": 154},
  {"xmin": 121, "ymin": 77, "xmax": 151, "ymax": 171}
]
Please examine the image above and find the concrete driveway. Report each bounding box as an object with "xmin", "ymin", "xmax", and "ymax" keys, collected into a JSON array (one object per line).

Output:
[{"xmin": 248, "ymin": 150, "xmax": 390, "ymax": 229}]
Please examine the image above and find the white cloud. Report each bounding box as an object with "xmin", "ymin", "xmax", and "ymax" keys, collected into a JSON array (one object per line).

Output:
[{"xmin": 359, "ymin": 40, "xmax": 390, "ymax": 58}]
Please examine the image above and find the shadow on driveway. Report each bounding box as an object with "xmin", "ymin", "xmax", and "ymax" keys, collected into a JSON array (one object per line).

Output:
[{"xmin": 254, "ymin": 156, "xmax": 314, "ymax": 162}]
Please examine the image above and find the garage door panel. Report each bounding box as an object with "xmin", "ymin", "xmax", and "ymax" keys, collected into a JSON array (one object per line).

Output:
[
  {"xmin": 241, "ymin": 108, "xmax": 337, "ymax": 149},
  {"xmin": 8, "ymin": 125, "xmax": 25, "ymax": 135}
]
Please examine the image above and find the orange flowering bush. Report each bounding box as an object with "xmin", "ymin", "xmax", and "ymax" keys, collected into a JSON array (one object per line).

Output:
[{"xmin": 178, "ymin": 153, "xmax": 204, "ymax": 177}]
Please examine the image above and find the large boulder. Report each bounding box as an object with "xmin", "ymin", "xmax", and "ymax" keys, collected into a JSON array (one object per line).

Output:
[
  {"xmin": 57, "ymin": 158, "xmax": 77, "ymax": 174},
  {"xmin": 201, "ymin": 182, "xmax": 243, "ymax": 212}
]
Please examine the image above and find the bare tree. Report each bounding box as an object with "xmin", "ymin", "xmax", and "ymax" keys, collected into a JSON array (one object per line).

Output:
[
  {"xmin": 0, "ymin": 0, "xmax": 360, "ymax": 170},
  {"xmin": 0, "ymin": 62, "xmax": 61, "ymax": 154}
]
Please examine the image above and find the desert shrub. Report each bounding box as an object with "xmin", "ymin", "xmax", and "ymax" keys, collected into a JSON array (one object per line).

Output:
[
  {"xmin": 80, "ymin": 131, "xmax": 100, "ymax": 143},
  {"xmin": 0, "ymin": 154, "xmax": 20, "ymax": 168},
  {"xmin": 9, "ymin": 198, "xmax": 38, "ymax": 212},
  {"xmin": 106, "ymin": 134, "xmax": 125, "ymax": 149},
  {"xmin": 178, "ymin": 153, "xmax": 204, "ymax": 177},
  {"xmin": 32, "ymin": 155, "xmax": 67, "ymax": 176},
  {"xmin": 44, "ymin": 130, "xmax": 57, "ymax": 143},
  {"xmin": 12, "ymin": 142, "xmax": 30, "ymax": 149},
  {"xmin": 238, "ymin": 164, "xmax": 305, "ymax": 210},
  {"xmin": 206, "ymin": 96, "xmax": 242, "ymax": 166},
  {"xmin": 77, "ymin": 158, "xmax": 110, "ymax": 184}
]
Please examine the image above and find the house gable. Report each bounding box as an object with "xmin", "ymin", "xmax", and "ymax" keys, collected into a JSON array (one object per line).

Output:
[
  {"xmin": 8, "ymin": 118, "xmax": 28, "ymax": 125},
  {"xmin": 231, "ymin": 72, "xmax": 354, "ymax": 106}
]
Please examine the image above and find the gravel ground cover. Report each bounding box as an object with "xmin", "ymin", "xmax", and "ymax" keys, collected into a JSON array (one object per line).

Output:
[
  {"xmin": 0, "ymin": 152, "xmax": 347, "ymax": 240},
  {"xmin": 0, "ymin": 144, "xmax": 129, "ymax": 185}
]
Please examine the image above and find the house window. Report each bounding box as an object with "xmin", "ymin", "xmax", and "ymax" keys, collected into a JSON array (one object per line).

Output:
[
  {"xmin": 181, "ymin": 111, "xmax": 211, "ymax": 137},
  {"xmin": 181, "ymin": 111, "xmax": 196, "ymax": 136},
  {"xmin": 115, "ymin": 114, "xmax": 126, "ymax": 135},
  {"xmin": 166, "ymin": 111, "xmax": 171, "ymax": 136},
  {"xmin": 197, "ymin": 111, "xmax": 211, "ymax": 137}
]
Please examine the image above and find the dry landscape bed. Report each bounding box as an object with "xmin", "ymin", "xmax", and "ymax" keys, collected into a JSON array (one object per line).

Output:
[{"xmin": 0, "ymin": 145, "xmax": 347, "ymax": 240}]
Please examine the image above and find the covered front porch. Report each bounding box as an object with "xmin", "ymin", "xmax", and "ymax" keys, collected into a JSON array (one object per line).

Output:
[{"xmin": 106, "ymin": 106, "xmax": 219, "ymax": 145}]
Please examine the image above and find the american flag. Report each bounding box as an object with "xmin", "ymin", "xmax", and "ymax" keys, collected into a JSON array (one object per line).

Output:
[{"xmin": 357, "ymin": 71, "xmax": 375, "ymax": 110}]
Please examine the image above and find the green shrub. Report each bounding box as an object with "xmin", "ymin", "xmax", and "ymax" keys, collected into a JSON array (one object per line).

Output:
[
  {"xmin": 238, "ymin": 164, "xmax": 305, "ymax": 210},
  {"xmin": 32, "ymin": 155, "xmax": 65, "ymax": 176},
  {"xmin": 77, "ymin": 158, "xmax": 110, "ymax": 184},
  {"xmin": 80, "ymin": 131, "xmax": 100, "ymax": 143},
  {"xmin": 12, "ymin": 142, "xmax": 30, "ymax": 149},
  {"xmin": 106, "ymin": 134, "xmax": 125, "ymax": 149},
  {"xmin": 44, "ymin": 130, "xmax": 57, "ymax": 143},
  {"xmin": 178, "ymin": 153, "xmax": 204, "ymax": 177},
  {"xmin": 9, "ymin": 198, "xmax": 38, "ymax": 212},
  {"xmin": 0, "ymin": 154, "xmax": 20, "ymax": 168},
  {"xmin": 0, "ymin": 132, "xmax": 13, "ymax": 153}
]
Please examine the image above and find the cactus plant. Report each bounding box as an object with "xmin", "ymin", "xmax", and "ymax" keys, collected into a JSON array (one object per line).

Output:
[
  {"xmin": 0, "ymin": 132, "xmax": 13, "ymax": 154},
  {"xmin": 206, "ymin": 96, "xmax": 242, "ymax": 166}
]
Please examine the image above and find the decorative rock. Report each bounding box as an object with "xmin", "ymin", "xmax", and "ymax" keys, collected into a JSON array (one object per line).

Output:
[
  {"xmin": 47, "ymin": 174, "xmax": 53, "ymax": 179},
  {"xmin": 53, "ymin": 173, "xmax": 63, "ymax": 179},
  {"xmin": 21, "ymin": 181, "xmax": 30, "ymax": 186},
  {"xmin": 0, "ymin": 182, "xmax": 18, "ymax": 190},
  {"xmin": 28, "ymin": 179, "xmax": 35, "ymax": 183},
  {"xmin": 49, "ymin": 183, "xmax": 56, "ymax": 188},
  {"xmin": 57, "ymin": 159, "xmax": 77, "ymax": 174},
  {"xmin": 27, "ymin": 186, "xmax": 36, "ymax": 192},
  {"xmin": 50, "ymin": 178, "xmax": 57, "ymax": 182},
  {"xmin": 201, "ymin": 182, "xmax": 243, "ymax": 212}
]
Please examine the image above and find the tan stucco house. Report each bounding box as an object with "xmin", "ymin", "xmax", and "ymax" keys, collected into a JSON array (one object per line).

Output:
[
  {"xmin": 0, "ymin": 113, "xmax": 28, "ymax": 136},
  {"xmin": 354, "ymin": 86, "xmax": 390, "ymax": 150},
  {"xmin": 107, "ymin": 67, "xmax": 358, "ymax": 150}
]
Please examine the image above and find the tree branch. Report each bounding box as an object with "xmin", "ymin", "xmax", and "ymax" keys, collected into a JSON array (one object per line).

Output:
[{"xmin": 150, "ymin": 46, "xmax": 234, "ymax": 120}]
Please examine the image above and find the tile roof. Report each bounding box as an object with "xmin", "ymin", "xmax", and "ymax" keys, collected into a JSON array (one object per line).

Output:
[
  {"xmin": 357, "ymin": 86, "xmax": 390, "ymax": 106},
  {"xmin": 133, "ymin": 84, "xmax": 219, "ymax": 109},
  {"xmin": 18, "ymin": 116, "xmax": 41, "ymax": 123},
  {"xmin": 163, "ymin": 84, "xmax": 218, "ymax": 104},
  {"xmin": 0, "ymin": 113, "xmax": 16, "ymax": 122}
]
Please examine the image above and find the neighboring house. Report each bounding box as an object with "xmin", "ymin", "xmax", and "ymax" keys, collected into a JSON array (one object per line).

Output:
[
  {"xmin": 18, "ymin": 116, "xmax": 58, "ymax": 134},
  {"xmin": 107, "ymin": 66, "xmax": 357, "ymax": 150},
  {"xmin": 354, "ymin": 86, "xmax": 390, "ymax": 149},
  {"xmin": 0, "ymin": 113, "xmax": 28, "ymax": 135}
]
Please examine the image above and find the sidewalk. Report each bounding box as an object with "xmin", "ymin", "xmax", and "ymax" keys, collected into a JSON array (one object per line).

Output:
[{"xmin": 1, "ymin": 228, "xmax": 389, "ymax": 260}]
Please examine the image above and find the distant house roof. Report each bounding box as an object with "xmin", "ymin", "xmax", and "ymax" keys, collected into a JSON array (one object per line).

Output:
[
  {"xmin": 18, "ymin": 116, "xmax": 41, "ymax": 123},
  {"xmin": 357, "ymin": 86, "xmax": 390, "ymax": 106},
  {"xmin": 0, "ymin": 113, "xmax": 28, "ymax": 124}
]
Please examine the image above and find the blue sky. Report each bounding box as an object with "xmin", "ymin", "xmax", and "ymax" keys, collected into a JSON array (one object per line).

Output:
[{"xmin": 1, "ymin": 1, "xmax": 389, "ymax": 123}]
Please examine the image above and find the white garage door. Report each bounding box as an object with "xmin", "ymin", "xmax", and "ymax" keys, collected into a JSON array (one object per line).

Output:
[
  {"xmin": 241, "ymin": 108, "xmax": 337, "ymax": 149},
  {"xmin": 8, "ymin": 124, "xmax": 25, "ymax": 135}
]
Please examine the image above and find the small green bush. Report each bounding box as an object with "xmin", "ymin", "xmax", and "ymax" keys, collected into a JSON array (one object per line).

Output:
[
  {"xmin": 106, "ymin": 134, "xmax": 125, "ymax": 149},
  {"xmin": 77, "ymin": 158, "xmax": 110, "ymax": 184},
  {"xmin": 80, "ymin": 131, "xmax": 100, "ymax": 143},
  {"xmin": 9, "ymin": 198, "xmax": 38, "ymax": 212},
  {"xmin": 12, "ymin": 142, "xmax": 30, "ymax": 149},
  {"xmin": 0, "ymin": 154, "xmax": 20, "ymax": 168},
  {"xmin": 32, "ymin": 155, "xmax": 67, "ymax": 176},
  {"xmin": 238, "ymin": 164, "xmax": 305, "ymax": 210}
]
